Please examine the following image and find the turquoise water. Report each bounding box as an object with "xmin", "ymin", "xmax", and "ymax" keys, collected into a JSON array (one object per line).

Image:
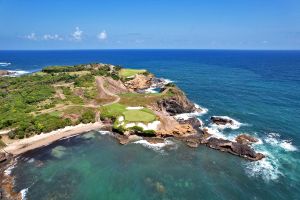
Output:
[{"xmin": 1, "ymin": 50, "xmax": 300, "ymax": 199}]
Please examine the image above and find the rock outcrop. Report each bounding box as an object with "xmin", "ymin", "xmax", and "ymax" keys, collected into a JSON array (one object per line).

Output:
[
  {"xmin": 204, "ymin": 137, "xmax": 265, "ymax": 161},
  {"xmin": 178, "ymin": 117, "xmax": 203, "ymax": 134},
  {"xmin": 157, "ymin": 87, "xmax": 198, "ymax": 115},
  {"xmin": 235, "ymin": 134, "xmax": 259, "ymax": 145},
  {"xmin": 0, "ymin": 70, "xmax": 13, "ymax": 76},
  {"xmin": 211, "ymin": 116, "xmax": 233, "ymax": 125},
  {"xmin": 124, "ymin": 74, "xmax": 153, "ymax": 90}
]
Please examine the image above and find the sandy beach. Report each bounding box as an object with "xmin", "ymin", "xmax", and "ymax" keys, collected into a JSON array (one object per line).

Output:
[{"xmin": 2, "ymin": 122, "xmax": 103, "ymax": 155}]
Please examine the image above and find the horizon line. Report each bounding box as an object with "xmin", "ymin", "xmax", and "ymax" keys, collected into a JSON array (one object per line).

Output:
[{"xmin": 1, "ymin": 48, "xmax": 300, "ymax": 51}]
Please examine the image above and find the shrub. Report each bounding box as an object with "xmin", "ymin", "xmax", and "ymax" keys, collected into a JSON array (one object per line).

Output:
[
  {"xmin": 80, "ymin": 110, "xmax": 95, "ymax": 123},
  {"xmin": 112, "ymin": 125, "xmax": 125, "ymax": 134}
]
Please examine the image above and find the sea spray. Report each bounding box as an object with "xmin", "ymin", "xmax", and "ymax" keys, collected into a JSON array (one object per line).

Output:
[
  {"xmin": 133, "ymin": 139, "xmax": 176, "ymax": 154},
  {"xmin": 20, "ymin": 188, "xmax": 29, "ymax": 200},
  {"xmin": 265, "ymin": 133, "xmax": 298, "ymax": 152}
]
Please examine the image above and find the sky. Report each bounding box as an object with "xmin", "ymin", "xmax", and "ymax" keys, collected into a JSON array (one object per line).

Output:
[{"xmin": 0, "ymin": 0, "xmax": 300, "ymax": 50}]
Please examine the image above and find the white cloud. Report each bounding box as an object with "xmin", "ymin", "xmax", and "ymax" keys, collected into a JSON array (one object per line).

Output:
[
  {"xmin": 24, "ymin": 33, "xmax": 37, "ymax": 40},
  {"xmin": 43, "ymin": 34, "xmax": 63, "ymax": 41},
  {"xmin": 97, "ymin": 30, "xmax": 107, "ymax": 40},
  {"xmin": 72, "ymin": 27, "xmax": 83, "ymax": 41}
]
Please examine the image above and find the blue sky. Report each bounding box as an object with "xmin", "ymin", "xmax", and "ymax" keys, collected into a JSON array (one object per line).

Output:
[{"xmin": 0, "ymin": 0, "xmax": 300, "ymax": 50}]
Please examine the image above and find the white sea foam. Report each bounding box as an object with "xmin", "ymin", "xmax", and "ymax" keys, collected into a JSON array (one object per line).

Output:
[
  {"xmin": 205, "ymin": 127, "xmax": 228, "ymax": 140},
  {"xmin": 98, "ymin": 130, "xmax": 113, "ymax": 135},
  {"xmin": 210, "ymin": 116, "xmax": 242, "ymax": 130},
  {"xmin": 265, "ymin": 133, "xmax": 298, "ymax": 152},
  {"xmin": 174, "ymin": 104, "xmax": 208, "ymax": 121},
  {"xmin": 20, "ymin": 188, "xmax": 29, "ymax": 200},
  {"xmin": 7, "ymin": 70, "xmax": 30, "ymax": 77},
  {"xmin": 133, "ymin": 139, "xmax": 175, "ymax": 153},
  {"xmin": 4, "ymin": 163, "xmax": 16, "ymax": 176},
  {"xmin": 0, "ymin": 62, "xmax": 11, "ymax": 66},
  {"xmin": 144, "ymin": 87, "xmax": 159, "ymax": 94},
  {"xmin": 243, "ymin": 132, "xmax": 298, "ymax": 182},
  {"xmin": 245, "ymin": 152, "xmax": 282, "ymax": 182}
]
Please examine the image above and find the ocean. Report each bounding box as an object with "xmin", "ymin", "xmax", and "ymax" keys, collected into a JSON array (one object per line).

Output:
[{"xmin": 1, "ymin": 50, "xmax": 300, "ymax": 199}]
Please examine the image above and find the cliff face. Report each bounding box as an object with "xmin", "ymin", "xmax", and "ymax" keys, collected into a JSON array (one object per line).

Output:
[
  {"xmin": 124, "ymin": 74, "xmax": 153, "ymax": 90},
  {"xmin": 157, "ymin": 87, "xmax": 197, "ymax": 115}
]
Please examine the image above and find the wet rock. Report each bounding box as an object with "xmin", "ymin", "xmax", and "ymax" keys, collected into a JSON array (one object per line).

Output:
[
  {"xmin": 235, "ymin": 134, "xmax": 259, "ymax": 145},
  {"xmin": 150, "ymin": 77, "xmax": 167, "ymax": 88},
  {"xmin": 205, "ymin": 137, "xmax": 265, "ymax": 161},
  {"xmin": 179, "ymin": 134, "xmax": 203, "ymax": 148},
  {"xmin": 210, "ymin": 116, "xmax": 233, "ymax": 125}
]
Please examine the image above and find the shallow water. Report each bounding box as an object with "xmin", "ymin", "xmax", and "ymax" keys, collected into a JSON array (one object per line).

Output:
[
  {"xmin": 10, "ymin": 132, "xmax": 298, "ymax": 200},
  {"xmin": 1, "ymin": 50, "xmax": 300, "ymax": 199}
]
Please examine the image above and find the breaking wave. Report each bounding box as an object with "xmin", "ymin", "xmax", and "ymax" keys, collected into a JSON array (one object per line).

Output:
[
  {"xmin": 4, "ymin": 163, "xmax": 17, "ymax": 176},
  {"xmin": 174, "ymin": 104, "xmax": 208, "ymax": 120},
  {"xmin": 133, "ymin": 139, "xmax": 176, "ymax": 154},
  {"xmin": 7, "ymin": 70, "xmax": 30, "ymax": 76},
  {"xmin": 264, "ymin": 133, "xmax": 298, "ymax": 152},
  {"xmin": 210, "ymin": 116, "xmax": 243, "ymax": 130},
  {"xmin": 0, "ymin": 62, "xmax": 11, "ymax": 66},
  {"xmin": 20, "ymin": 188, "xmax": 29, "ymax": 200},
  {"xmin": 244, "ymin": 132, "xmax": 297, "ymax": 182}
]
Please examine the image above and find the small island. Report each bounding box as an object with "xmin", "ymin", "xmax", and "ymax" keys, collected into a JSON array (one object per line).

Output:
[{"xmin": 0, "ymin": 63, "xmax": 264, "ymax": 161}]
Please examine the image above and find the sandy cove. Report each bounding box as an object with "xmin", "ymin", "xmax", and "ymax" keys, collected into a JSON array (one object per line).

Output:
[{"xmin": 2, "ymin": 122, "xmax": 103, "ymax": 156}]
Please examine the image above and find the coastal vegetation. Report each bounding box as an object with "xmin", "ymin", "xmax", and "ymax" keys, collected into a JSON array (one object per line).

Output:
[
  {"xmin": 0, "ymin": 63, "xmax": 162, "ymax": 140},
  {"xmin": 0, "ymin": 62, "xmax": 265, "ymax": 162},
  {"xmin": 119, "ymin": 68, "xmax": 147, "ymax": 78}
]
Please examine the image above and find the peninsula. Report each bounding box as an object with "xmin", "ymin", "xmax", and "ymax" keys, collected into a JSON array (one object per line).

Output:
[{"xmin": 0, "ymin": 63, "xmax": 265, "ymax": 161}]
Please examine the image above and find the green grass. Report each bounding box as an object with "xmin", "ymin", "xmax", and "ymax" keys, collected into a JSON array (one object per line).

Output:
[
  {"xmin": 100, "ymin": 103, "xmax": 127, "ymax": 119},
  {"xmin": 49, "ymin": 111, "xmax": 62, "ymax": 117},
  {"xmin": 119, "ymin": 68, "xmax": 146, "ymax": 78},
  {"xmin": 119, "ymin": 92, "xmax": 167, "ymax": 107},
  {"xmin": 123, "ymin": 110, "xmax": 156, "ymax": 123}
]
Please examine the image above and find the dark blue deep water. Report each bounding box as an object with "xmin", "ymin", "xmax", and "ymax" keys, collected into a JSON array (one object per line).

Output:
[{"xmin": 1, "ymin": 50, "xmax": 300, "ymax": 199}]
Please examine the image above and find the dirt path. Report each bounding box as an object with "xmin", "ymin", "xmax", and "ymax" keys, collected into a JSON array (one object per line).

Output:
[{"xmin": 95, "ymin": 76, "xmax": 120, "ymax": 106}]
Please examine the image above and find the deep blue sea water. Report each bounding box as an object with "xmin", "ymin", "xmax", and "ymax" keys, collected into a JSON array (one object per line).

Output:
[{"xmin": 1, "ymin": 50, "xmax": 300, "ymax": 199}]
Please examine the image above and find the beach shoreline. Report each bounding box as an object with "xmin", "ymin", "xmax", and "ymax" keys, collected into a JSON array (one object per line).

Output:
[{"xmin": 1, "ymin": 122, "xmax": 103, "ymax": 156}]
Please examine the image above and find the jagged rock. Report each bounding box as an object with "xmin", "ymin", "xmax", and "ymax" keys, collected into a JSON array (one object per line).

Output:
[
  {"xmin": 205, "ymin": 137, "xmax": 265, "ymax": 161},
  {"xmin": 150, "ymin": 78, "xmax": 167, "ymax": 88},
  {"xmin": 211, "ymin": 116, "xmax": 233, "ymax": 125},
  {"xmin": 178, "ymin": 117, "xmax": 203, "ymax": 134},
  {"xmin": 124, "ymin": 74, "xmax": 153, "ymax": 90},
  {"xmin": 0, "ymin": 152, "xmax": 7, "ymax": 162},
  {"xmin": 235, "ymin": 134, "xmax": 259, "ymax": 145}
]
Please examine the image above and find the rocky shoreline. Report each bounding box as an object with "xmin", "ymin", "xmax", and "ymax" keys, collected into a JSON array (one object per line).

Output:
[{"xmin": 0, "ymin": 63, "xmax": 266, "ymax": 199}]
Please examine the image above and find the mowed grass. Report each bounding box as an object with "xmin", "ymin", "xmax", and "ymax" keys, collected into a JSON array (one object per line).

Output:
[
  {"xmin": 100, "ymin": 103, "xmax": 156, "ymax": 123},
  {"xmin": 123, "ymin": 110, "xmax": 156, "ymax": 123},
  {"xmin": 100, "ymin": 103, "xmax": 127, "ymax": 119},
  {"xmin": 119, "ymin": 68, "xmax": 146, "ymax": 78}
]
